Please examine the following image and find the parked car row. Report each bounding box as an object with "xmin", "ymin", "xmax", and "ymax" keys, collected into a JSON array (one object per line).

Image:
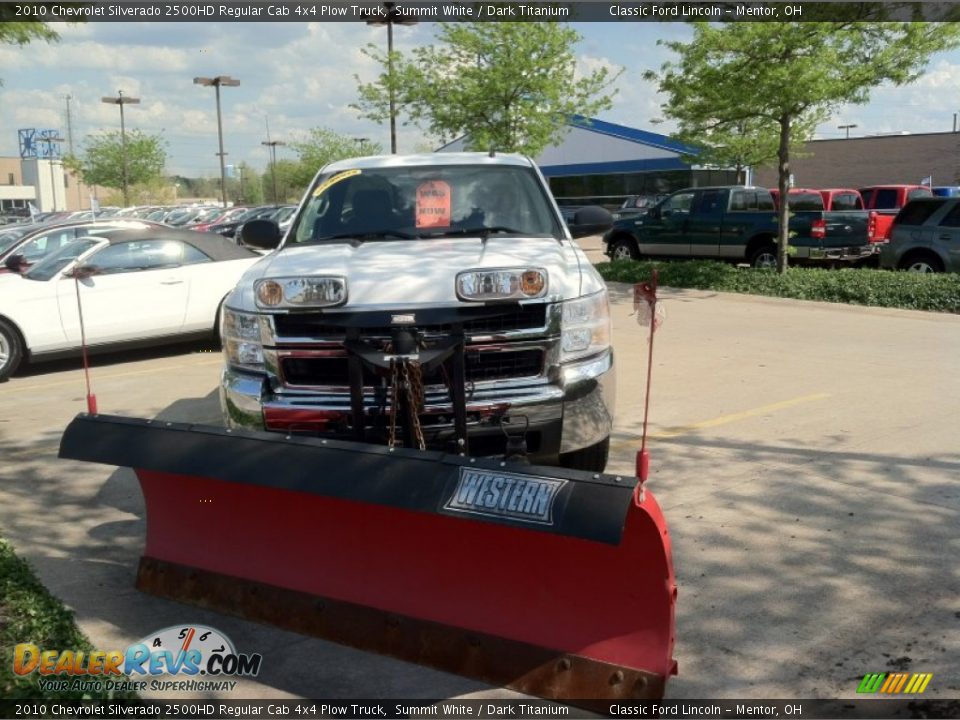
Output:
[
  {"xmin": 602, "ymin": 183, "xmax": 959, "ymax": 274},
  {"xmin": 602, "ymin": 185, "xmax": 878, "ymax": 268}
]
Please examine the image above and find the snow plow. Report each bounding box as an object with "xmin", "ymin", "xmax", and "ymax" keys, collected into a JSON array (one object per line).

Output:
[{"xmin": 59, "ymin": 412, "xmax": 676, "ymax": 701}]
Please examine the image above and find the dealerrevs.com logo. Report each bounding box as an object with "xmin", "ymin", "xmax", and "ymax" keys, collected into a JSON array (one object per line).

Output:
[{"xmin": 13, "ymin": 625, "xmax": 262, "ymax": 693}]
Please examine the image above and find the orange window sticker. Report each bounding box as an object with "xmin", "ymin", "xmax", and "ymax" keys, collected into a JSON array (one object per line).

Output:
[{"xmin": 416, "ymin": 180, "xmax": 452, "ymax": 228}]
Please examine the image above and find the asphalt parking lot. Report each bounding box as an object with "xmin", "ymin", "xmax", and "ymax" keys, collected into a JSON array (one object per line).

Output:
[{"xmin": 0, "ymin": 254, "xmax": 958, "ymax": 701}]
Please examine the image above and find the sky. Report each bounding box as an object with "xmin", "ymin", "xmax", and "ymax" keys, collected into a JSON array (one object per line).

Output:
[{"xmin": 2, "ymin": 20, "xmax": 960, "ymax": 177}]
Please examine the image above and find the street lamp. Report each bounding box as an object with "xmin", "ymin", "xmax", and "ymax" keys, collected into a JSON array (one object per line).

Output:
[
  {"xmin": 838, "ymin": 123, "xmax": 858, "ymax": 139},
  {"xmin": 261, "ymin": 140, "xmax": 286, "ymax": 204},
  {"xmin": 366, "ymin": 2, "xmax": 417, "ymax": 154},
  {"xmin": 194, "ymin": 75, "xmax": 241, "ymax": 207},
  {"xmin": 101, "ymin": 90, "xmax": 141, "ymax": 206},
  {"xmin": 42, "ymin": 135, "xmax": 65, "ymax": 212}
]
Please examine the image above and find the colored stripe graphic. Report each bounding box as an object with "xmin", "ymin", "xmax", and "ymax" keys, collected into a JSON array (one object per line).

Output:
[
  {"xmin": 859, "ymin": 672, "xmax": 933, "ymax": 694},
  {"xmin": 857, "ymin": 673, "xmax": 886, "ymax": 693}
]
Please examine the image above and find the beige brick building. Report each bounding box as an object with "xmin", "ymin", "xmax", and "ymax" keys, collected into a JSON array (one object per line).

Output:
[
  {"xmin": 753, "ymin": 132, "xmax": 960, "ymax": 189},
  {"xmin": 0, "ymin": 156, "xmax": 111, "ymax": 214}
]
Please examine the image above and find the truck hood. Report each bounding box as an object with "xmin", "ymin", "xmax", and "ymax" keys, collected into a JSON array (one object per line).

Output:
[{"xmin": 229, "ymin": 236, "xmax": 603, "ymax": 311}]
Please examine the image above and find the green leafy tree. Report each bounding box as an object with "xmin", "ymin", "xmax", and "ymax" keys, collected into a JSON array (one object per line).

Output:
[
  {"xmin": 66, "ymin": 130, "xmax": 167, "ymax": 194},
  {"xmin": 354, "ymin": 22, "xmax": 620, "ymax": 155},
  {"xmin": 261, "ymin": 159, "xmax": 303, "ymax": 204},
  {"xmin": 228, "ymin": 162, "xmax": 264, "ymax": 205},
  {"xmin": 646, "ymin": 16, "xmax": 960, "ymax": 272},
  {"xmin": 101, "ymin": 178, "xmax": 176, "ymax": 207},
  {"xmin": 289, "ymin": 128, "xmax": 383, "ymax": 188}
]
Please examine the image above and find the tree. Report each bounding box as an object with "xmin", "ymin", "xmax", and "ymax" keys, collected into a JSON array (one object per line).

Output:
[
  {"xmin": 228, "ymin": 163, "xmax": 264, "ymax": 205},
  {"xmin": 665, "ymin": 117, "xmax": 810, "ymax": 185},
  {"xmin": 261, "ymin": 159, "xmax": 303, "ymax": 204},
  {"xmin": 354, "ymin": 22, "xmax": 620, "ymax": 156},
  {"xmin": 289, "ymin": 128, "xmax": 383, "ymax": 189},
  {"xmin": 646, "ymin": 17, "xmax": 960, "ymax": 272},
  {"xmin": 67, "ymin": 130, "xmax": 167, "ymax": 193}
]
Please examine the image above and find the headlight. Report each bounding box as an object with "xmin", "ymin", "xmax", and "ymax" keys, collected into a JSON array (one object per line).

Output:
[
  {"xmin": 456, "ymin": 268, "xmax": 547, "ymax": 302},
  {"xmin": 560, "ymin": 290, "xmax": 611, "ymax": 362},
  {"xmin": 221, "ymin": 308, "xmax": 264, "ymax": 372},
  {"xmin": 255, "ymin": 277, "xmax": 346, "ymax": 309}
]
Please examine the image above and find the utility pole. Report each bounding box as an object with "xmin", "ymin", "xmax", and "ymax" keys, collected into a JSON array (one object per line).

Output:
[
  {"xmin": 838, "ymin": 123, "xmax": 858, "ymax": 139},
  {"xmin": 194, "ymin": 75, "xmax": 240, "ymax": 208},
  {"xmin": 64, "ymin": 94, "xmax": 83, "ymax": 210},
  {"xmin": 101, "ymin": 90, "xmax": 141, "ymax": 206},
  {"xmin": 366, "ymin": 2, "xmax": 417, "ymax": 154},
  {"xmin": 261, "ymin": 140, "xmax": 286, "ymax": 204}
]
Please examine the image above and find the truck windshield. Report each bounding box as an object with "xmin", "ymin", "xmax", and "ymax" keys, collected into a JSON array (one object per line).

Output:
[
  {"xmin": 290, "ymin": 164, "xmax": 562, "ymax": 244},
  {"xmin": 787, "ymin": 193, "xmax": 824, "ymax": 211}
]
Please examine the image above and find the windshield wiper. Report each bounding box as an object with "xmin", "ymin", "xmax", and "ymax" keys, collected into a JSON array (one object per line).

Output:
[
  {"xmin": 425, "ymin": 226, "xmax": 525, "ymax": 238},
  {"xmin": 312, "ymin": 230, "xmax": 417, "ymax": 242}
]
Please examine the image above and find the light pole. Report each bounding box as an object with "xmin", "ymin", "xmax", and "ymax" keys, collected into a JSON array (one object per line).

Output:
[
  {"xmin": 838, "ymin": 123, "xmax": 858, "ymax": 139},
  {"xmin": 43, "ymin": 135, "xmax": 65, "ymax": 212},
  {"xmin": 101, "ymin": 90, "xmax": 141, "ymax": 206},
  {"xmin": 261, "ymin": 140, "xmax": 286, "ymax": 204},
  {"xmin": 366, "ymin": 2, "xmax": 417, "ymax": 154},
  {"xmin": 194, "ymin": 75, "xmax": 240, "ymax": 208}
]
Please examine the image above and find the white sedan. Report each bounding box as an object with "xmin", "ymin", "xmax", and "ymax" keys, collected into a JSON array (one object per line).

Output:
[{"xmin": 0, "ymin": 226, "xmax": 261, "ymax": 380}]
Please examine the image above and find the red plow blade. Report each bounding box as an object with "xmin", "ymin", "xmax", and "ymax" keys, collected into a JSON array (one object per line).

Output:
[{"xmin": 59, "ymin": 413, "xmax": 677, "ymax": 702}]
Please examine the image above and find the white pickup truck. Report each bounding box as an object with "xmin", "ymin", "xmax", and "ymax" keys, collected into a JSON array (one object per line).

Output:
[{"xmin": 219, "ymin": 152, "xmax": 616, "ymax": 471}]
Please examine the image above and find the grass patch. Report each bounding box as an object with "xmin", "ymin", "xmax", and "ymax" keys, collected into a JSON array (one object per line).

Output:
[
  {"xmin": 0, "ymin": 537, "xmax": 138, "ymax": 700},
  {"xmin": 598, "ymin": 260, "xmax": 960, "ymax": 314}
]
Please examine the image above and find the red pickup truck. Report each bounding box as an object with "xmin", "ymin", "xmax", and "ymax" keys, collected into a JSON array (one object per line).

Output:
[{"xmin": 860, "ymin": 184, "xmax": 934, "ymax": 242}]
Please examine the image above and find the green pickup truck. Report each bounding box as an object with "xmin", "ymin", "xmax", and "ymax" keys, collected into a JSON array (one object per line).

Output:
[{"xmin": 602, "ymin": 186, "xmax": 877, "ymax": 268}]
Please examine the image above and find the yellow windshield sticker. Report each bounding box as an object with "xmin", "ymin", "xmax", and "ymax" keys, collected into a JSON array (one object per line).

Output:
[
  {"xmin": 312, "ymin": 169, "xmax": 362, "ymax": 197},
  {"xmin": 415, "ymin": 180, "xmax": 452, "ymax": 228}
]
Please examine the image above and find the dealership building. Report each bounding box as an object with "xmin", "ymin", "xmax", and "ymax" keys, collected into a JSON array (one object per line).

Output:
[
  {"xmin": 438, "ymin": 116, "xmax": 739, "ymax": 206},
  {"xmin": 753, "ymin": 131, "xmax": 960, "ymax": 189}
]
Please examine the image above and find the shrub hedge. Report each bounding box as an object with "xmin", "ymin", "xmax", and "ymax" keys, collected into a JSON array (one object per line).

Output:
[{"xmin": 597, "ymin": 261, "xmax": 960, "ymax": 314}]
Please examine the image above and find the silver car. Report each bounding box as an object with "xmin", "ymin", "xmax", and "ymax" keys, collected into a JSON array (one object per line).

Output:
[{"xmin": 880, "ymin": 198, "xmax": 960, "ymax": 272}]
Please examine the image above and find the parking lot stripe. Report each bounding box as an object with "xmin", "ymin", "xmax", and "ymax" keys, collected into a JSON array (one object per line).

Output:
[
  {"xmin": 611, "ymin": 392, "xmax": 832, "ymax": 449},
  {"xmin": 2, "ymin": 358, "xmax": 223, "ymax": 395}
]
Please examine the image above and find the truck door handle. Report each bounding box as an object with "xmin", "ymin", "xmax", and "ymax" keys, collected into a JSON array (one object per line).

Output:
[
  {"xmin": 161, "ymin": 279, "xmax": 184, "ymax": 285},
  {"xmin": 939, "ymin": 234, "xmax": 952, "ymax": 241}
]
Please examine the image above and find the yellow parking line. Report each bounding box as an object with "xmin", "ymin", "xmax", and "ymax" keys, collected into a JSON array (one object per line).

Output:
[
  {"xmin": 611, "ymin": 392, "xmax": 832, "ymax": 448},
  {"xmin": 2, "ymin": 358, "xmax": 223, "ymax": 395}
]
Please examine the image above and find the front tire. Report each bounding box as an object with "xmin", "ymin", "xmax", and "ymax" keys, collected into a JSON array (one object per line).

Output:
[
  {"xmin": 610, "ymin": 236, "xmax": 640, "ymax": 261},
  {"xmin": 559, "ymin": 437, "xmax": 610, "ymax": 473},
  {"xmin": 0, "ymin": 318, "xmax": 24, "ymax": 382},
  {"xmin": 749, "ymin": 244, "xmax": 778, "ymax": 269}
]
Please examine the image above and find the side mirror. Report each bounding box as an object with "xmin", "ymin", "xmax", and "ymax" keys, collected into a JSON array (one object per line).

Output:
[
  {"xmin": 661, "ymin": 209, "xmax": 673, "ymax": 218},
  {"xmin": 4, "ymin": 254, "xmax": 28, "ymax": 272},
  {"xmin": 567, "ymin": 205, "xmax": 614, "ymax": 239},
  {"xmin": 66, "ymin": 264, "xmax": 100, "ymax": 280},
  {"xmin": 646, "ymin": 207, "xmax": 661, "ymax": 219},
  {"xmin": 240, "ymin": 219, "xmax": 282, "ymax": 250}
]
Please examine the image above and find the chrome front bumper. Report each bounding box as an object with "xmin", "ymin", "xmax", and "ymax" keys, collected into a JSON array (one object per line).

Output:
[{"xmin": 219, "ymin": 349, "xmax": 615, "ymax": 458}]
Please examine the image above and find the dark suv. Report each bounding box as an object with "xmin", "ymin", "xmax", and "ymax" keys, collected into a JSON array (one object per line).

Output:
[{"xmin": 880, "ymin": 198, "xmax": 960, "ymax": 273}]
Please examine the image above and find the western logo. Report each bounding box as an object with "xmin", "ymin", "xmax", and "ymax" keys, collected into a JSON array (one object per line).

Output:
[{"xmin": 444, "ymin": 468, "xmax": 565, "ymax": 524}]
